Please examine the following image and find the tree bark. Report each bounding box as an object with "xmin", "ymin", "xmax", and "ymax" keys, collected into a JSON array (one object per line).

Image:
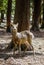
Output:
[
  {"xmin": 1, "ymin": 10, "xmax": 4, "ymax": 22},
  {"xmin": 41, "ymin": 0, "xmax": 44, "ymax": 28},
  {"xmin": 0, "ymin": 0, "xmax": 4, "ymax": 23},
  {"xmin": 31, "ymin": 0, "xmax": 41, "ymax": 31},
  {"xmin": 6, "ymin": 0, "xmax": 12, "ymax": 32},
  {"xmin": 14, "ymin": 0, "xmax": 30, "ymax": 32}
]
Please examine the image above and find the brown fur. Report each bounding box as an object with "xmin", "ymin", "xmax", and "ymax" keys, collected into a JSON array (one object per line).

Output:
[{"xmin": 11, "ymin": 24, "xmax": 34, "ymax": 54}]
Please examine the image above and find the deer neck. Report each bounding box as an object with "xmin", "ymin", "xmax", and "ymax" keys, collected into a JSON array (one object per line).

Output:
[{"xmin": 12, "ymin": 30, "xmax": 17, "ymax": 37}]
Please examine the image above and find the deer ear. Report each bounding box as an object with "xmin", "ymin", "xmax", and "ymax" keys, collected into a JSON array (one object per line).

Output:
[{"xmin": 16, "ymin": 23, "xmax": 18, "ymax": 28}]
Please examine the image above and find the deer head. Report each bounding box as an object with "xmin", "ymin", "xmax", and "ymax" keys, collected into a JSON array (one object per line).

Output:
[{"xmin": 11, "ymin": 23, "xmax": 18, "ymax": 34}]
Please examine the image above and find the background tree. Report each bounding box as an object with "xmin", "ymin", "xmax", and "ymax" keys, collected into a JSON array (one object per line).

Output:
[
  {"xmin": 41, "ymin": 0, "xmax": 44, "ymax": 28},
  {"xmin": 31, "ymin": 0, "xmax": 41, "ymax": 31},
  {"xmin": 0, "ymin": 0, "xmax": 4, "ymax": 23},
  {"xmin": 6, "ymin": 0, "xmax": 12, "ymax": 32},
  {"xmin": 14, "ymin": 0, "xmax": 30, "ymax": 32}
]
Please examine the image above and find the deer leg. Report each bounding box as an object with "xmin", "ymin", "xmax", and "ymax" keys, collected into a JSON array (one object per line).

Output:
[
  {"xmin": 18, "ymin": 43, "xmax": 21, "ymax": 56},
  {"xmin": 13, "ymin": 43, "xmax": 17, "ymax": 55}
]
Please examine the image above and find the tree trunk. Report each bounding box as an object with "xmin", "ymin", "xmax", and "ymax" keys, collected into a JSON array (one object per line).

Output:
[
  {"xmin": 31, "ymin": 0, "xmax": 41, "ymax": 31},
  {"xmin": 0, "ymin": 0, "xmax": 4, "ymax": 23},
  {"xmin": 1, "ymin": 10, "xmax": 4, "ymax": 22},
  {"xmin": 41, "ymin": 0, "xmax": 44, "ymax": 28},
  {"xmin": 6, "ymin": 0, "xmax": 12, "ymax": 32},
  {"xmin": 14, "ymin": 0, "xmax": 30, "ymax": 32}
]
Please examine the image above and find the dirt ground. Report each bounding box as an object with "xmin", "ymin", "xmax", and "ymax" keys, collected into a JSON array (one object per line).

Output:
[{"xmin": 0, "ymin": 28, "xmax": 44, "ymax": 65}]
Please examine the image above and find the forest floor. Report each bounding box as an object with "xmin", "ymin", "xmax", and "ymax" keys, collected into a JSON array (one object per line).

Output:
[{"xmin": 0, "ymin": 28, "xmax": 44, "ymax": 65}]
